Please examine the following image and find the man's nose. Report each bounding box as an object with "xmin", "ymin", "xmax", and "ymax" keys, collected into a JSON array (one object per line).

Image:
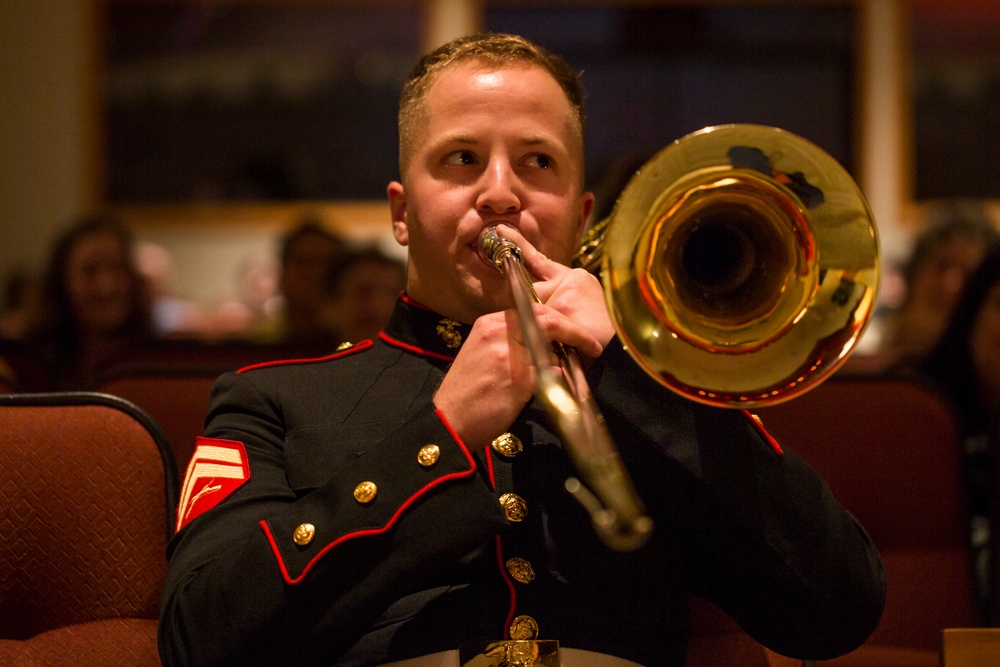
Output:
[{"xmin": 477, "ymin": 159, "xmax": 521, "ymax": 214}]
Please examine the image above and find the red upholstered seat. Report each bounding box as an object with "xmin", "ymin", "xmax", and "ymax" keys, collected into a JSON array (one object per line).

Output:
[
  {"xmin": 757, "ymin": 375, "xmax": 976, "ymax": 666},
  {"xmin": 0, "ymin": 618, "xmax": 160, "ymax": 667},
  {"xmin": 92, "ymin": 367, "xmax": 219, "ymax": 475},
  {"xmin": 88, "ymin": 339, "xmax": 340, "ymax": 474},
  {"xmin": 0, "ymin": 392, "xmax": 178, "ymax": 666}
]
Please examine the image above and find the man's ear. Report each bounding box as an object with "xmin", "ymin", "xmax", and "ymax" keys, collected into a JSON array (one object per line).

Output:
[{"xmin": 387, "ymin": 181, "xmax": 409, "ymax": 246}]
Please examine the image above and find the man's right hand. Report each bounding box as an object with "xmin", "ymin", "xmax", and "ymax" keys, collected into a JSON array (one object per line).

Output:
[{"xmin": 433, "ymin": 302, "xmax": 601, "ymax": 450}]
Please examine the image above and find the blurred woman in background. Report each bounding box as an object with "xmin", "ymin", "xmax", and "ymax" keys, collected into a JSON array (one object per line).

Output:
[
  {"xmin": 884, "ymin": 200, "xmax": 1000, "ymax": 361},
  {"xmin": 905, "ymin": 245, "xmax": 1000, "ymax": 624},
  {"xmin": 23, "ymin": 214, "xmax": 154, "ymax": 389}
]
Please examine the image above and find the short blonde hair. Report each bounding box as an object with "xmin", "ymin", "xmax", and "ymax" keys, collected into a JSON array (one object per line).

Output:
[{"xmin": 397, "ymin": 33, "xmax": 586, "ymax": 179}]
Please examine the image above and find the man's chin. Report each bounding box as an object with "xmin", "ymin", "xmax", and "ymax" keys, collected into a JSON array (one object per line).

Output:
[{"xmin": 459, "ymin": 284, "xmax": 514, "ymax": 321}]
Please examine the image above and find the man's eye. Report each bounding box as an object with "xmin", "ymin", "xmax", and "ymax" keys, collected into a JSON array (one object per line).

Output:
[
  {"xmin": 526, "ymin": 154, "xmax": 553, "ymax": 169},
  {"xmin": 445, "ymin": 150, "xmax": 477, "ymax": 166}
]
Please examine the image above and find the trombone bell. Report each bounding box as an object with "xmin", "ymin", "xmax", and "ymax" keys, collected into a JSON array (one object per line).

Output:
[{"xmin": 597, "ymin": 125, "xmax": 880, "ymax": 408}]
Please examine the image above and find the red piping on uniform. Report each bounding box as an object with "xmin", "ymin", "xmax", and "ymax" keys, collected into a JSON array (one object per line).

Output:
[
  {"xmin": 261, "ymin": 407, "xmax": 476, "ymax": 585},
  {"xmin": 483, "ymin": 444, "xmax": 497, "ymax": 490},
  {"xmin": 743, "ymin": 409, "xmax": 784, "ymax": 455},
  {"xmin": 379, "ymin": 331, "xmax": 456, "ymax": 362},
  {"xmin": 495, "ymin": 534, "xmax": 517, "ymax": 640},
  {"xmin": 483, "ymin": 443, "xmax": 516, "ymax": 638},
  {"xmin": 236, "ymin": 340, "xmax": 373, "ymax": 374},
  {"xmin": 400, "ymin": 293, "xmax": 429, "ymax": 309}
]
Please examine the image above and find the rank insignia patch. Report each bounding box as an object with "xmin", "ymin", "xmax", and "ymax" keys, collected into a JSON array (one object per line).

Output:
[{"xmin": 176, "ymin": 437, "xmax": 251, "ymax": 532}]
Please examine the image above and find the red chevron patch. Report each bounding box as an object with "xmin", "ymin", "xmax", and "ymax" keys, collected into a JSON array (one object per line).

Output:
[{"xmin": 176, "ymin": 437, "xmax": 251, "ymax": 532}]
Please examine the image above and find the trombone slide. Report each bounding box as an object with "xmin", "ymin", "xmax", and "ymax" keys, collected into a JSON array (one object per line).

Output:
[{"xmin": 480, "ymin": 226, "xmax": 654, "ymax": 551}]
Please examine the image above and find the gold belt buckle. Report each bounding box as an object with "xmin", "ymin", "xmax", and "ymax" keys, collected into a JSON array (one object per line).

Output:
[{"xmin": 463, "ymin": 640, "xmax": 560, "ymax": 667}]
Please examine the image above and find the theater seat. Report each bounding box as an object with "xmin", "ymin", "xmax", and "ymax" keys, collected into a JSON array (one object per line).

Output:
[
  {"xmin": 0, "ymin": 392, "xmax": 179, "ymax": 666},
  {"xmin": 91, "ymin": 365, "xmax": 220, "ymax": 475},
  {"xmin": 757, "ymin": 375, "xmax": 976, "ymax": 666},
  {"xmin": 0, "ymin": 339, "xmax": 51, "ymax": 392},
  {"xmin": 686, "ymin": 596, "xmax": 803, "ymax": 666},
  {"xmin": 88, "ymin": 341, "xmax": 339, "ymax": 473}
]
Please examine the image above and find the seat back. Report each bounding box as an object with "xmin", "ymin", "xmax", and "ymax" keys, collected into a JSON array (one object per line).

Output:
[
  {"xmin": 0, "ymin": 392, "xmax": 178, "ymax": 639},
  {"xmin": 89, "ymin": 340, "xmax": 338, "ymax": 474},
  {"xmin": 102, "ymin": 338, "xmax": 336, "ymax": 373},
  {"xmin": 757, "ymin": 375, "xmax": 976, "ymax": 653},
  {"xmin": 0, "ymin": 339, "xmax": 52, "ymax": 392},
  {"xmin": 0, "ymin": 372, "xmax": 17, "ymax": 394},
  {"xmin": 93, "ymin": 366, "xmax": 219, "ymax": 475}
]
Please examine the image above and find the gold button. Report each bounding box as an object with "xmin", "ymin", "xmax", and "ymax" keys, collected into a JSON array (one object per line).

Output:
[
  {"xmin": 293, "ymin": 523, "xmax": 315, "ymax": 546},
  {"xmin": 509, "ymin": 615, "xmax": 539, "ymax": 640},
  {"xmin": 506, "ymin": 557, "xmax": 535, "ymax": 584},
  {"xmin": 417, "ymin": 444, "xmax": 440, "ymax": 468},
  {"xmin": 336, "ymin": 341, "xmax": 353, "ymax": 351},
  {"xmin": 499, "ymin": 493, "xmax": 528, "ymax": 522},
  {"xmin": 353, "ymin": 481, "xmax": 377, "ymax": 504},
  {"xmin": 491, "ymin": 432, "xmax": 523, "ymax": 458}
]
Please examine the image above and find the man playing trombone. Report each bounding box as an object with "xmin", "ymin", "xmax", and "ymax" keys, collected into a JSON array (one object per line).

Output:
[{"xmin": 159, "ymin": 32, "xmax": 885, "ymax": 666}]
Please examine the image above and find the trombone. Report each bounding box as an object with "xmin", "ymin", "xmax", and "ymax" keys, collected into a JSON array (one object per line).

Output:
[
  {"xmin": 480, "ymin": 227, "xmax": 655, "ymax": 551},
  {"xmin": 481, "ymin": 124, "xmax": 881, "ymax": 551}
]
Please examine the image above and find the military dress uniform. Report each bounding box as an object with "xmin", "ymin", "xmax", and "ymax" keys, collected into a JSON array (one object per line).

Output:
[{"xmin": 158, "ymin": 294, "xmax": 885, "ymax": 667}]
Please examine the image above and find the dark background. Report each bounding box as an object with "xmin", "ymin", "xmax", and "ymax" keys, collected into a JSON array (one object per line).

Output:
[{"xmin": 104, "ymin": 4, "xmax": 856, "ymax": 203}]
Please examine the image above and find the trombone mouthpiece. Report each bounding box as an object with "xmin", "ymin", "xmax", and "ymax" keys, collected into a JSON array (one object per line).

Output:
[{"xmin": 479, "ymin": 226, "xmax": 522, "ymax": 272}]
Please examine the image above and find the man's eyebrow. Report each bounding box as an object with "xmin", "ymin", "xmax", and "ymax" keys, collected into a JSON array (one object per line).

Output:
[
  {"xmin": 434, "ymin": 132, "xmax": 478, "ymax": 147},
  {"xmin": 427, "ymin": 132, "xmax": 564, "ymax": 154},
  {"xmin": 521, "ymin": 134, "xmax": 552, "ymax": 146}
]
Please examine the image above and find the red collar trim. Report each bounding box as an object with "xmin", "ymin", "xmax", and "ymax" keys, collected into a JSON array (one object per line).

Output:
[
  {"xmin": 379, "ymin": 330, "xmax": 456, "ymax": 362},
  {"xmin": 400, "ymin": 292, "xmax": 431, "ymax": 310}
]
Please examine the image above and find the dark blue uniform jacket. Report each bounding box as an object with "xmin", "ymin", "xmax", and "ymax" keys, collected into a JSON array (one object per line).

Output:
[{"xmin": 158, "ymin": 295, "xmax": 885, "ymax": 666}]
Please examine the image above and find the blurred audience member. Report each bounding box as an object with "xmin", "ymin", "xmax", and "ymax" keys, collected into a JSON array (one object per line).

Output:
[
  {"xmin": 898, "ymin": 245, "xmax": 1000, "ymax": 623},
  {"xmin": 883, "ymin": 200, "xmax": 1000, "ymax": 360},
  {"xmin": 134, "ymin": 240, "xmax": 206, "ymax": 338},
  {"xmin": 22, "ymin": 214, "xmax": 154, "ymax": 389},
  {"xmin": 326, "ymin": 247, "xmax": 405, "ymax": 344},
  {"xmin": 257, "ymin": 219, "xmax": 346, "ymax": 344}
]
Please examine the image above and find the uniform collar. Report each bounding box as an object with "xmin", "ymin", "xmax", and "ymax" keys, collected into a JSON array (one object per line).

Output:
[{"xmin": 380, "ymin": 294, "xmax": 473, "ymax": 362}]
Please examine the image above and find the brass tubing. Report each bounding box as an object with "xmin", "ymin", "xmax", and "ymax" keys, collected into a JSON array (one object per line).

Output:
[{"xmin": 479, "ymin": 226, "xmax": 653, "ymax": 551}]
